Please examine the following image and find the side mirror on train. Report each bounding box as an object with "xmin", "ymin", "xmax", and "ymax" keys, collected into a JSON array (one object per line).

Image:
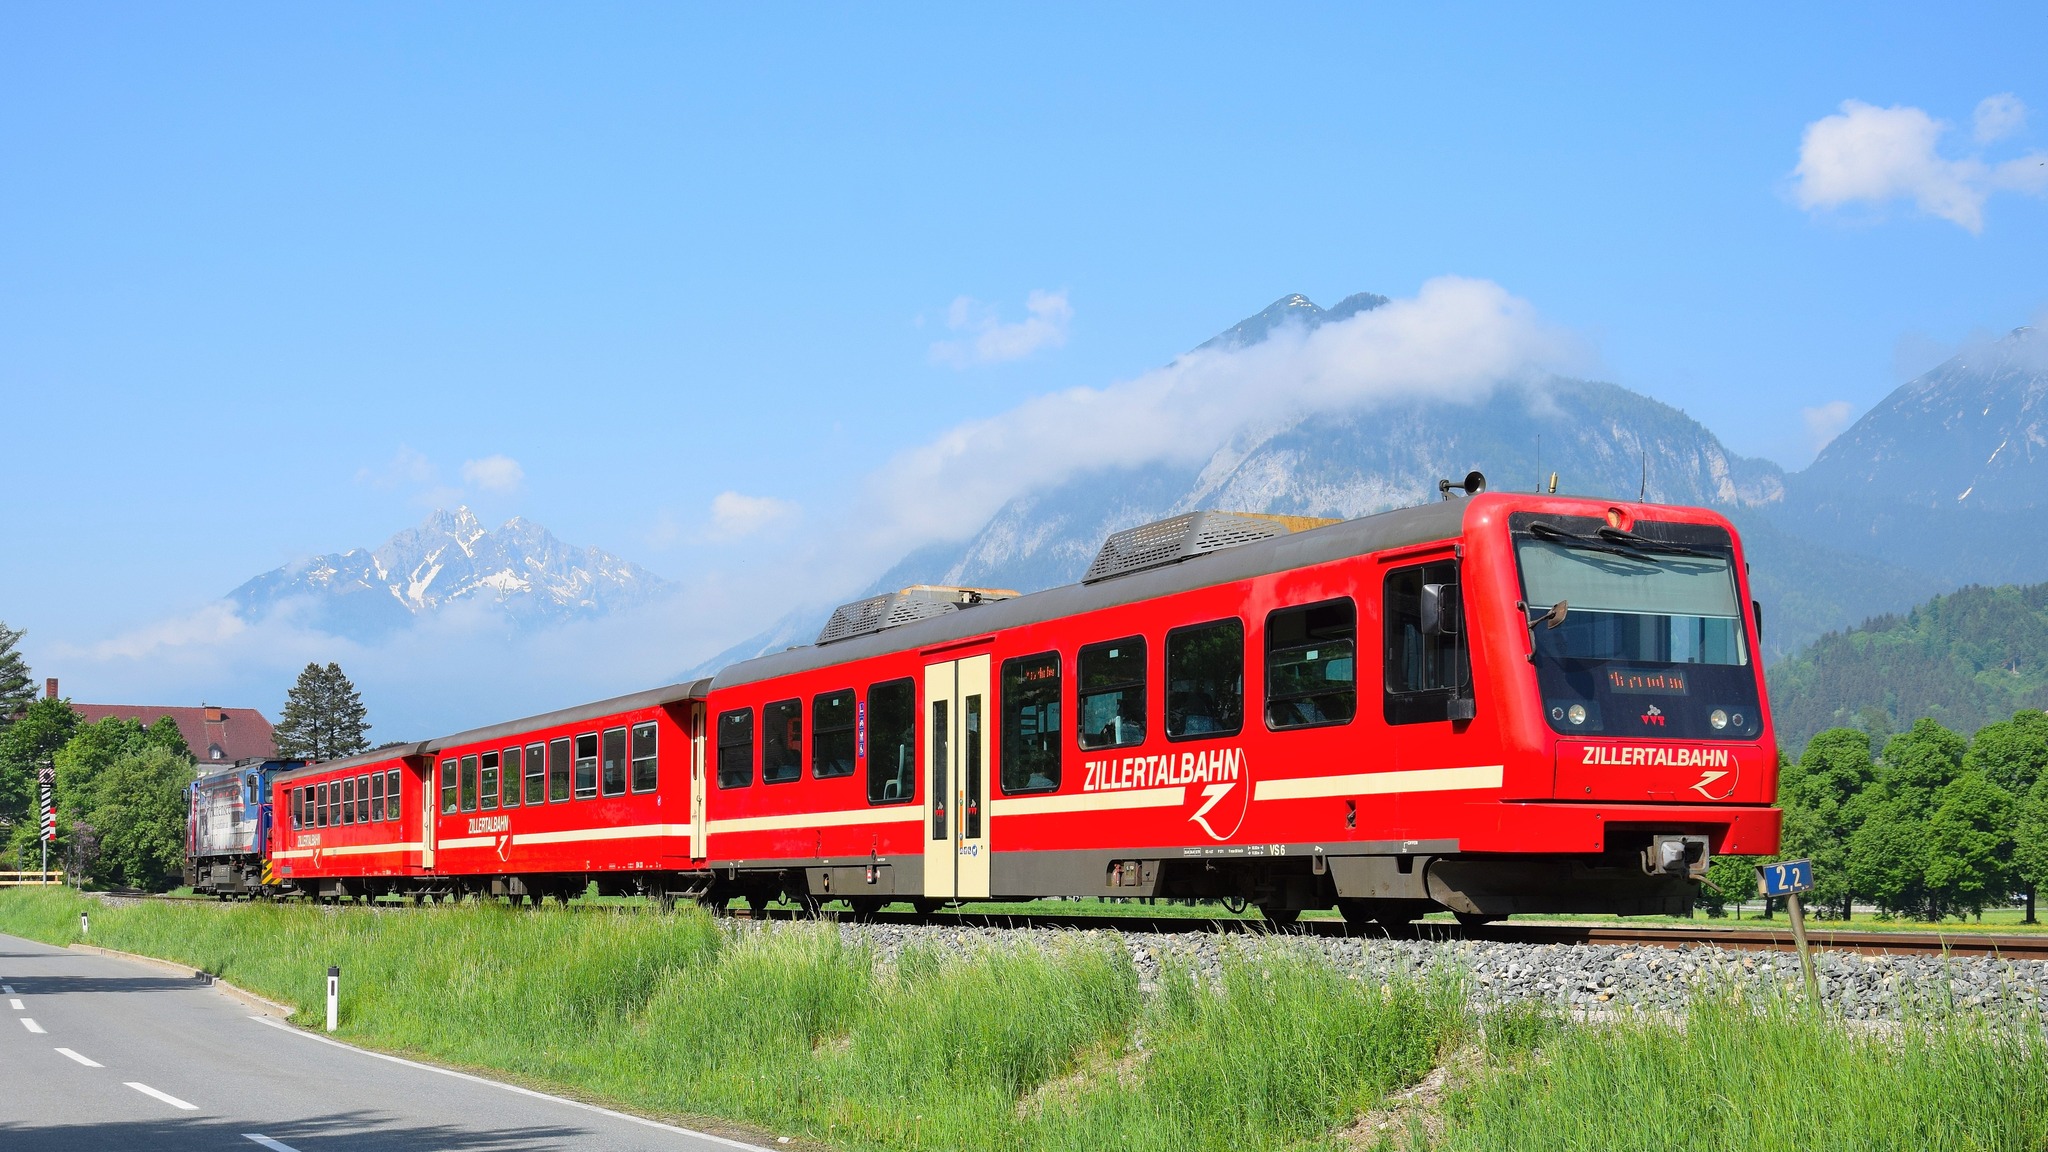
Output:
[
  {"xmin": 1420, "ymin": 583, "xmax": 1461, "ymax": 636},
  {"xmin": 1752, "ymin": 599, "xmax": 1763, "ymax": 644}
]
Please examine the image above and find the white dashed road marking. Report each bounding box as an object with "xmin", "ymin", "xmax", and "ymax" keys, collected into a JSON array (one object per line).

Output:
[
  {"xmin": 244, "ymin": 1136, "xmax": 303, "ymax": 1152},
  {"xmin": 2, "ymin": 984, "xmax": 14, "ymax": 993},
  {"xmin": 55, "ymin": 1047, "xmax": 102, "ymax": 1067},
  {"xmin": 125, "ymin": 1082, "xmax": 198, "ymax": 1110},
  {"xmin": 8, "ymin": 998, "xmax": 22, "ymax": 1010},
  {"xmin": 21, "ymin": 1018, "xmax": 44, "ymax": 1034}
]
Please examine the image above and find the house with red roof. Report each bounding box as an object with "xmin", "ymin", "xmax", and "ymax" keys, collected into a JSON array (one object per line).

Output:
[{"xmin": 47, "ymin": 678, "xmax": 277, "ymax": 765}]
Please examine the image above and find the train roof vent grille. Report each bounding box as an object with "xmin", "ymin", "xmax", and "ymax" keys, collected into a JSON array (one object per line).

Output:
[
  {"xmin": 816, "ymin": 585, "xmax": 1019, "ymax": 645},
  {"xmin": 1081, "ymin": 511, "xmax": 1342, "ymax": 584}
]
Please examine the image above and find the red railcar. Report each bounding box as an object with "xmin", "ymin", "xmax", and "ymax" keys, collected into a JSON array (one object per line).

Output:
[
  {"xmin": 263, "ymin": 487, "xmax": 1780, "ymax": 922},
  {"xmin": 271, "ymin": 748, "xmax": 429, "ymax": 896}
]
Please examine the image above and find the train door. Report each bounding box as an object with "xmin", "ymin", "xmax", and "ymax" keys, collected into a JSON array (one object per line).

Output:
[
  {"xmin": 689, "ymin": 702, "xmax": 708, "ymax": 860},
  {"xmin": 421, "ymin": 767, "xmax": 437, "ymax": 870},
  {"xmin": 922, "ymin": 654, "xmax": 991, "ymax": 900}
]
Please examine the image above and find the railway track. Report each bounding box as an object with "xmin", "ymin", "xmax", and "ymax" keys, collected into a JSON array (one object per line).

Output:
[
  {"xmin": 785, "ymin": 907, "xmax": 2048, "ymax": 961},
  {"xmin": 111, "ymin": 892, "xmax": 2048, "ymax": 960}
]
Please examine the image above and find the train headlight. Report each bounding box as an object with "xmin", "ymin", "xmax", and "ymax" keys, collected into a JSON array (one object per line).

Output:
[
  {"xmin": 1567, "ymin": 704, "xmax": 1587, "ymax": 726},
  {"xmin": 1709, "ymin": 708, "xmax": 1728, "ymax": 730}
]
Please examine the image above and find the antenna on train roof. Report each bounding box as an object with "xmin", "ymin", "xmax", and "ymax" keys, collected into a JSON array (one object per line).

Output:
[{"xmin": 1639, "ymin": 450, "xmax": 1648, "ymax": 500}]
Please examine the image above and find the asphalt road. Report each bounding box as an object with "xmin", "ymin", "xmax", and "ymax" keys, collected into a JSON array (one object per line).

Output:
[{"xmin": 0, "ymin": 932, "xmax": 765, "ymax": 1152}]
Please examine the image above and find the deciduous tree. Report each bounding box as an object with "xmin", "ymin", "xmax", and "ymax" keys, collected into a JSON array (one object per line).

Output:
[
  {"xmin": 1964, "ymin": 710, "xmax": 2048, "ymax": 921},
  {"xmin": 1778, "ymin": 730, "xmax": 1874, "ymax": 918},
  {"xmin": 88, "ymin": 746, "xmax": 192, "ymax": 889},
  {"xmin": 1922, "ymin": 772, "xmax": 2017, "ymax": 919}
]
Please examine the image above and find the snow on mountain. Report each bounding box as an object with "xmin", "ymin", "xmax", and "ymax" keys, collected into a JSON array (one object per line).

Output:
[
  {"xmin": 1774, "ymin": 326, "xmax": 2048, "ymax": 585},
  {"xmin": 230, "ymin": 507, "xmax": 672, "ymax": 638}
]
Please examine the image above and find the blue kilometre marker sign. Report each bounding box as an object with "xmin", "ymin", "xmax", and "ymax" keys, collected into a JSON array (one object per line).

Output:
[{"xmin": 1756, "ymin": 858, "xmax": 1814, "ymax": 898}]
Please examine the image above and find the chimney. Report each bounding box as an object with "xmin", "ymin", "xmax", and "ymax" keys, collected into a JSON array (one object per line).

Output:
[{"xmin": 45, "ymin": 678, "xmax": 57, "ymax": 700}]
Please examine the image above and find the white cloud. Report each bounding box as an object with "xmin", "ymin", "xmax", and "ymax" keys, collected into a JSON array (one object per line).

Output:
[
  {"xmin": 929, "ymin": 289, "xmax": 1073, "ymax": 367},
  {"xmin": 1975, "ymin": 93, "xmax": 2027, "ymax": 143},
  {"xmin": 460, "ymin": 454, "xmax": 525, "ymax": 493},
  {"xmin": 708, "ymin": 492, "xmax": 797, "ymax": 539},
  {"xmin": 1793, "ymin": 97, "xmax": 2048, "ymax": 233},
  {"xmin": 871, "ymin": 275, "xmax": 1576, "ymax": 555},
  {"xmin": 1801, "ymin": 400, "xmax": 1857, "ymax": 454}
]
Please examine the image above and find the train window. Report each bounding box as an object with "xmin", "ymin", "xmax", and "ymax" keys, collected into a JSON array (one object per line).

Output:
[
  {"xmin": 762, "ymin": 699, "xmax": 803, "ymax": 784},
  {"xmin": 716, "ymin": 708, "xmax": 754, "ymax": 789},
  {"xmin": 812, "ymin": 691, "xmax": 856, "ymax": 779},
  {"xmin": 341, "ymin": 777, "xmax": 355, "ymax": 825},
  {"xmin": 631, "ymin": 723, "xmax": 658, "ymax": 793},
  {"xmin": 601, "ymin": 727, "xmax": 628, "ymax": 797},
  {"xmin": 460, "ymin": 755, "xmax": 479, "ymax": 813},
  {"xmin": 866, "ymin": 678, "xmax": 916, "ymax": 804},
  {"xmin": 480, "ymin": 752, "xmax": 500, "ymax": 811},
  {"xmin": 930, "ymin": 699, "xmax": 948, "ymax": 840},
  {"xmin": 1266, "ymin": 599, "xmax": 1357, "ymax": 730},
  {"xmin": 525, "ymin": 743, "xmax": 547, "ymax": 804},
  {"xmin": 315, "ymin": 783, "xmax": 327, "ymax": 828},
  {"xmin": 370, "ymin": 772, "xmax": 384, "ymax": 822},
  {"xmin": 1078, "ymin": 637, "xmax": 1146, "ymax": 750},
  {"xmin": 290, "ymin": 788, "xmax": 302, "ymax": 829},
  {"xmin": 1385, "ymin": 561, "xmax": 1470, "ymax": 725},
  {"xmin": 964, "ymin": 694, "xmax": 983, "ymax": 839},
  {"xmin": 386, "ymin": 769, "xmax": 402, "ymax": 823},
  {"xmin": 440, "ymin": 758, "xmax": 459, "ymax": 814},
  {"xmin": 1167, "ymin": 619, "xmax": 1245, "ymax": 741},
  {"xmin": 501, "ymin": 746, "xmax": 521, "ymax": 809},
  {"xmin": 331, "ymin": 782, "xmax": 343, "ymax": 828},
  {"xmin": 356, "ymin": 774, "xmax": 371, "ymax": 824},
  {"xmin": 549, "ymin": 737, "xmax": 572, "ymax": 801},
  {"xmin": 575, "ymin": 733, "xmax": 599, "ymax": 799},
  {"xmin": 1000, "ymin": 653, "xmax": 1061, "ymax": 794}
]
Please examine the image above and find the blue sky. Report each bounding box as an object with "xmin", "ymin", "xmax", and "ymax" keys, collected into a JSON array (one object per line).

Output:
[{"xmin": 3, "ymin": 5, "xmax": 2045, "ymax": 724}]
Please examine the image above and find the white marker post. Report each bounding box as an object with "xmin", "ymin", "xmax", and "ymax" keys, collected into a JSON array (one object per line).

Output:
[
  {"xmin": 79, "ymin": 910, "xmax": 88, "ymax": 939},
  {"xmin": 326, "ymin": 966, "xmax": 339, "ymax": 1033}
]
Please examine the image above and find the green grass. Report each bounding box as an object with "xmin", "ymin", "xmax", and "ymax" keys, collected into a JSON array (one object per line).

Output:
[
  {"xmin": 6, "ymin": 887, "xmax": 2044, "ymax": 1151},
  {"xmin": 1433, "ymin": 994, "xmax": 2048, "ymax": 1152}
]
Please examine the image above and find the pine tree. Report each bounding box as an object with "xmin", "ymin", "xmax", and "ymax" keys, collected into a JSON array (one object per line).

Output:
[
  {"xmin": 0, "ymin": 621, "xmax": 34, "ymax": 727},
  {"xmin": 275, "ymin": 663, "xmax": 372, "ymax": 761}
]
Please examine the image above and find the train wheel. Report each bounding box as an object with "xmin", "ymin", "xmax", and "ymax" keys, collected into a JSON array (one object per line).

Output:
[
  {"xmin": 846, "ymin": 897, "xmax": 883, "ymax": 922},
  {"xmin": 911, "ymin": 898, "xmax": 942, "ymax": 917},
  {"xmin": 1337, "ymin": 898, "xmax": 1376, "ymax": 931},
  {"xmin": 1453, "ymin": 911, "xmax": 1502, "ymax": 929},
  {"xmin": 745, "ymin": 893, "xmax": 769, "ymax": 919},
  {"xmin": 1257, "ymin": 903, "xmax": 1300, "ymax": 928}
]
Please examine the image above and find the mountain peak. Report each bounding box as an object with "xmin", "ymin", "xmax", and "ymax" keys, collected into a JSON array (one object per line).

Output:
[
  {"xmin": 228, "ymin": 511, "xmax": 671, "ymax": 638},
  {"xmin": 1194, "ymin": 290, "xmax": 1388, "ymax": 354}
]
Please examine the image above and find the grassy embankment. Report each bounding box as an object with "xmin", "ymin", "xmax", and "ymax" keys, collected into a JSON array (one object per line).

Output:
[{"xmin": 2, "ymin": 887, "xmax": 2044, "ymax": 1151}]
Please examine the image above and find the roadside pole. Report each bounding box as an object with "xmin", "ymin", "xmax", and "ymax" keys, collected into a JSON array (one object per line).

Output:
[{"xmin": 1757, "ymin": 859, "xmax": 1819, "ymax": 1003}]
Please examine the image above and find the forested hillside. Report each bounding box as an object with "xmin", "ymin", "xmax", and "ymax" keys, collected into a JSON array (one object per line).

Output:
[{"xmin": 1767, "ymin": 583, "xmax": 2048, "ymax": 757}]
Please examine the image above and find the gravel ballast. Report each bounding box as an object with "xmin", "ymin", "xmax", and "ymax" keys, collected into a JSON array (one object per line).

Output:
[{"xmin": 748, "ymin": 919, "xmax": 2048, "ymax": 1021}]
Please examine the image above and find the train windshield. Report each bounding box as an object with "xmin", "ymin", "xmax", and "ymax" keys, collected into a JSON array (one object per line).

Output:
[{"xmin": 1515, "ymin": 519, "xmax": 1761, "ymax": 741}]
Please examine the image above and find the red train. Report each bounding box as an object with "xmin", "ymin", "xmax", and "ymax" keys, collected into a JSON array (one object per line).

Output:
[{"xmin": 252, "ymin": 483, "xmax": 1780, "ymax": 924}]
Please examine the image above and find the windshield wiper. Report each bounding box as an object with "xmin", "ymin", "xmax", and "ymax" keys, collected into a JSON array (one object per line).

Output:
[
  {"xmin": 1526, "ymin": 520, "xmax": 1653, "ymax": 561},
  {"xmin": 1595, "ymin": 526, "xmax": 1712, "ymax": 558}
]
